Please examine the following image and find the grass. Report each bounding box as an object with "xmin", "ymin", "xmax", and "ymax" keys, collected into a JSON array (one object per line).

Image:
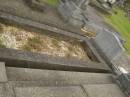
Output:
[
  {"xmin": 105, "ymin": 8, "xmax": 130, "ymax": 54},
  {"xmin": 38, "ymin": 0, "xmax": 59, "ymax": 6},
  {"xmin": 22, "ymin": 36, "xmax": 42, "ymax": 51}
]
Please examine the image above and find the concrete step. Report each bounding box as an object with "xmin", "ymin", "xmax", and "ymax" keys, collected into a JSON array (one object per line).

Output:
[
  {"xmin": 10, "ymin": 84, "xmax": 126, "ymax": 97},
  {"xmin": 0, "ymin": 62, "xmax": 125, "ymax": 97},
  {"xmin": 6, "ymin": 67, "xmax": 114, "ymax": 86},
  {"xmin": 83, "ymin": 84, "xmax": 126, "ymax": 97},
  {"xmin": 0, "ymin": 62, "xmax": 8, "ymax": 82},
  {"xmin": 14, "ymin": 86, "xmax": 87, "ymax": 97},
  {"xmin": 0, "ymin": 83, "xmax": 14, "ymax": 97},
  {"xmin": 0, "ymin": 83, "xmax": 126, "ymax": 97}
]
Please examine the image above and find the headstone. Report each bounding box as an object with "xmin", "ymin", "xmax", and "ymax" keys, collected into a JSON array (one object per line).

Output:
[
  {"xmin": 58, "ymin": 0, "xmax": 89, "ymax": 27},
  {"xmin": 93, "ymin": 30, "xmax": 125, "ymax": 61}
]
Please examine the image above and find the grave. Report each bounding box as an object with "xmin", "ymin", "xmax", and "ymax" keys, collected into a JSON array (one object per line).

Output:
[
  {"xmin": 58, "ymin": 0, "xmax": 90, "ymax": 27},
  {"xmin": 0, "ymin": 0, "xmax": 128, "ymax": 96}
]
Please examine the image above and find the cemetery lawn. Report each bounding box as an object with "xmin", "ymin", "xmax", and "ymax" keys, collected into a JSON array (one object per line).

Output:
[
  {"xmin": 105, "ymin": 9, "xmax": 130, "ymax": 54},
  {"xmin": 39, "ymin": 0, "xmax": 59, "ymax": 6}
]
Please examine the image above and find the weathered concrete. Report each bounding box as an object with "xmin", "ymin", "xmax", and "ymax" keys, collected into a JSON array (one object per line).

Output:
[
  {"xmin": 0, "ymin": 48, "xmax": 110, "ymax": 73},
  {"xmin": 14, "ymin": 86, "xmax": 87, "ymax": 97},
  {"xmin": 0, "ymin": 11, "xmax": 85, "ymax": 40},
  {"xmin": 0, "ymin": 0, "xmax": 127, "ymax": 96},
  {"xmin": 92, "ymin": 30, "xmax": 124, "ymax": 61},
  {"xmin": 0, "ymin": 62, "xmax": 8, "ymax": 82},
  {"xmin": 111, "ymin": 52, "xmax": 130, "ymax": 71},
  {"xmin": 0, "ymin": 0, "xmax": 86, "ymax": 36},
  {"xmin": 83, "ymin": 84, "xmax": 126, "ymax": 97},
  {"xmin": 0, "ymin": 9, "xmax": 109, "ymax": 64},
  {"xmin": 82, "ymin": 40, "xmax": 106, "ymax": 63},
  {"xmin": 0, "ymin": 83, "xmax": 14, "ymax": 97},
  {"xmin": 6, "ymin": 67, "xmax": 114, "ymax": 86},
  {"xmin": 58, "ymin": 0, "xmax": 87, "ymax": 27},
  {"xmin": 0, "ymin": 11, "xmax": 107, "ymax": 64},
  {"xmin": 92, "ymin": 30, "xmax": 124, "ymax": 62},
  {"xmin": 0, "ymin": 82, "xmax": 126, "ymax": 97},
  {"xmin": 0, "ymin": 84, "xmax": 5, "ymax": 97},
  {"xmin": 24, "ymin": 0, "xmax": 46, "ymax": 12}
]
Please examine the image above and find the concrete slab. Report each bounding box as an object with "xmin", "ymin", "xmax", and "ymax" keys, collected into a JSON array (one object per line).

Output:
[
  {"xmin": 0, "ymin": 48, "xmax": 110, "ymax": 73},
  {"xmin": 6, "ymin": 67, "xmax": 114, "ymax": 86},
  {"xmin": 0, "ymin": 62, "xmax": 8, "ymax": 82},
  {"xmin": 14, "ymin": 86, "xmax": 87, "ymax": 97},
  {"xmin": 83, "ymin": 84, "xmax": 126, "ymax": 97},
  {"xmin": 0, "ymin": 83, "xmax": 14, "ymax": 97},
  {"xmin": 0, "ymin": 84, "xmax": 5, "ymax": 97}
]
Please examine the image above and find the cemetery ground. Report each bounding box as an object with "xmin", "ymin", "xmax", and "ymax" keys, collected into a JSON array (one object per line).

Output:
[
  {"xmin": 35, "ymin": 0, "xmax": 130, "ymax": 59},
  {"xmin": 0, "ymin": 1, "xmax": 129, "ymax": 96},
  {"xmin": 45, "ymin": 0, "xmax": 130, "ymax": 55},
  {"xmin": 0, "ymin": 0, "xmax": 129, "ymax": 56},
  {"xmin": 38, "ymin": 0, "xmax": 58, "ymax": 6},
  {"xmin": 0, "ymin": 23, "xmax": 88, "ymax": 60},
  {"xmin": 105, "ymin": 8, "xmax": 130, "ymax": 54}
]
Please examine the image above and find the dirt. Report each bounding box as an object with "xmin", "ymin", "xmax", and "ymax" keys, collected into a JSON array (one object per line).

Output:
[{"xmin": 0, "ymin": 23, "xmax": 89, "ymax": 60}]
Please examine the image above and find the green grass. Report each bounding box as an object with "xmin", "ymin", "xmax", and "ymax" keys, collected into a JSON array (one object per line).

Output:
[
  {"xmin": 105, "ymin": 9, "xmax": 130, "ymax": 54},
  {"xmin": 38, "ymin": 0, "xmax": 59, "ymax": 6}
]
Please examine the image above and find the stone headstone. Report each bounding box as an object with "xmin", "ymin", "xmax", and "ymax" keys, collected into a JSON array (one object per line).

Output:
[
  {"xmin": 58, "ymin": 0, "xmax": 89, "ymax": 27},
  {"xmin": 93, "ymin": 30, "xmax": 125, "ymax": 61}
]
